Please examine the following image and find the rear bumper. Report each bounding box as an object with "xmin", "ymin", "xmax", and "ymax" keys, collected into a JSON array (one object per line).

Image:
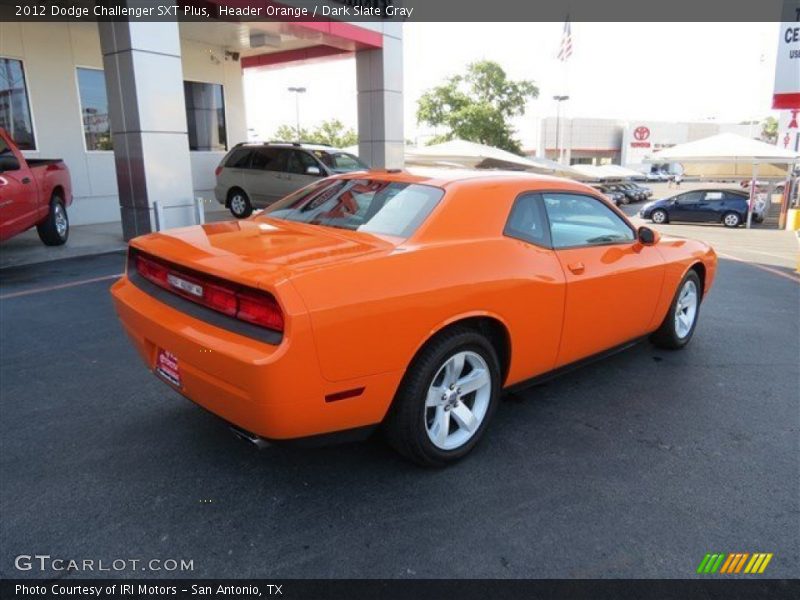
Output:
[{"xmin": 110, "ymin": 276, "xmax": 402, "ymax": 440}]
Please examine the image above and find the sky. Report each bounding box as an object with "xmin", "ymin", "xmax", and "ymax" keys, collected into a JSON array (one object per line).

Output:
[{"xmin": 243, "ymin": 22, "xmax": 780, "ymax": 149}]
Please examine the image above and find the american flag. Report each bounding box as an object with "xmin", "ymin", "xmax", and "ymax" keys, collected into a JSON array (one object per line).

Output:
[{"xmin": 557, "ymin": 19, "xmax": 573, "ymax": 61}]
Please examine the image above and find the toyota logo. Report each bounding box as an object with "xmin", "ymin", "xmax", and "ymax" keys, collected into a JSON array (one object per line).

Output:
[{"xmin": 634, "ymin": 126, "xmax": 651, "ymax": 141}]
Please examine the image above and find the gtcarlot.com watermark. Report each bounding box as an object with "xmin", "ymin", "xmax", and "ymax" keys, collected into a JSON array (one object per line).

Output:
[{"xmin": 14, "ymin": 554, "xmax": 194, "ymax": 573}]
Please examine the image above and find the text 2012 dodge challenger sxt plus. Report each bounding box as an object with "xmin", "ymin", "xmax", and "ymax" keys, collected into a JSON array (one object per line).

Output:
[{"xmin": 111, "ymin": 169, "xmax": 717, "ymax": 466}]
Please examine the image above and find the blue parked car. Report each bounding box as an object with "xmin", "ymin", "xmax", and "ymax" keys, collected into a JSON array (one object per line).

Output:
[{"xmin": 639, "ymin": 189, "xmax": 764, "ymax": 228}]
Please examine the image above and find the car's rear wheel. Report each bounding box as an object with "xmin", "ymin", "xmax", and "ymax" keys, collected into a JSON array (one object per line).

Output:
[
  {"xmin": 36, "ymin": 195, "xmax": 69, "ymax": 246},
  {"xmin": 651, "ymin": 209, "xmax": 668, "ymax": 224},
  {"xmin": 722, "ymin": 212, "xmax": 741, "ymax": 228},
  {"xmin": 384, "ymin": 327, "xmax": 501, "ymax": 467},
  {"xmin": 651, "ymin": 270, "xmax": 701, "ymax": 350},
  {"xmin": 228, "ymin": 189, "xmax": 252, "ymax": 219}
]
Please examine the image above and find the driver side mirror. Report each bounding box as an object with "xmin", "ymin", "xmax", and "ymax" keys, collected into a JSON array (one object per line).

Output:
[
  {"xmin": 305, "ymin": 165, "xmax": 321, "ymax": 176},
  {"xmin": 638, "ymin": 226, "xmax": 657, "ymax": 245}
]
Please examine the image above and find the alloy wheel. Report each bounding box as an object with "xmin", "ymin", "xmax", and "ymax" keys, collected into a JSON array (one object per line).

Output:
[
  {"xmin": 424, "ymin": 351, "xmax": 492, "ymax": 451},
  {"xmin": 54, "ymin": 204, "xmax": 68, "ymax": 238},
  {"xmin": 230, "ymin": 194, "xmax": 247, "ymax": 216},
  {"xmin": 674, "ymin": 279, "xmax": 698, "ymax": 339}
]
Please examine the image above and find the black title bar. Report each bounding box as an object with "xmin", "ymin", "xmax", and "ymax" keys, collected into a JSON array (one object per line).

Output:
[
  {"xmin": 2, "ymin": 579, "xmax": 800, "ymax": 600},
  {"xmin": 0, "ymin": 0, "xmax": 797, "ymax": 22}
]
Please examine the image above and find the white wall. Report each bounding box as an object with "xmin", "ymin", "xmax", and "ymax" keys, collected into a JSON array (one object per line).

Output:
[
  {"xmin": 180, "ymin": 38, "xmax": 247, "ymax": 213},
  {"xmin": 0, "ymin": 22, "xmax": 247, "ymax": 225}
]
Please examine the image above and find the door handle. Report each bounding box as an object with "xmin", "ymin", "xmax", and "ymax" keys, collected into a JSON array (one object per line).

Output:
[
  {"xmin": 21, "ymin": 177, "xmax": 31, "ymax": 184},
  {"xmin": 567, "ymin": 262, "xmax": 585, "ymax": 274}
]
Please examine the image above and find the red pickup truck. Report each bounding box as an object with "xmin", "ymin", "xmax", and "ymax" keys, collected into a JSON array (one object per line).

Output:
[{"xmin": 0, "ymin": 127, "xmax": 73, "ymax": 245}]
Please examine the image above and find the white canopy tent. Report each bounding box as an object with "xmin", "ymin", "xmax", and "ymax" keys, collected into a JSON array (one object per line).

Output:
[
  {"xmin": 403, "ymin": 139, "xmax": 593, "ymax": 179},
  {"xmin": 654, "ymin": 133, "xmax": 799, "ymax": 227},
  {"xmin": 653, "ymin": 133, "xmax": 799, "ymax": 164}
]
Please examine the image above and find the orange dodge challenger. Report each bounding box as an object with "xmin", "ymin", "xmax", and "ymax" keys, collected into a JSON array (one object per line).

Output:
[{"xmin": 111, "ymin": 169, "xmax": 716, "ymax": 466}]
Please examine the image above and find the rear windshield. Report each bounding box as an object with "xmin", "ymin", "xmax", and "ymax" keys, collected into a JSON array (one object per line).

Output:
[
  {"xmin": 263, "ymin": 178, "xmax": 444, "ymax": 239},
  {"xmin": 312, "ymin": 151, "xmax": 367, "ymax": 173}
]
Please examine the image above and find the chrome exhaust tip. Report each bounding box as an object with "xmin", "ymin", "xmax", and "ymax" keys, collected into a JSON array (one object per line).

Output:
[{"xmin": 229, "ymin": 425, "xmax": 271, "ymax": 450}]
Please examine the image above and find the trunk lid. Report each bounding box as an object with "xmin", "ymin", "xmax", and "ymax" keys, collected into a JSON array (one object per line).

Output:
[{"xmin": 129, "ymin": 216, "xmax": 396, "ymax": 288}]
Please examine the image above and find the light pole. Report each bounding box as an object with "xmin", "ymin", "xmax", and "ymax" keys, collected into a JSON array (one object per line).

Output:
[
  {"xmin": 287, "ymin": 86, "xmax": 306, "ymax": 139},
  {"xmin": 553, "ymin": 95, "xmax": 569, "ymax": 164}
]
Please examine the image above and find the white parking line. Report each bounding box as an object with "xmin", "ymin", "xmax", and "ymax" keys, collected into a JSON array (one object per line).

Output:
[
  {"xmin": 716, "ymin": 253, "xmax": 799, "ymax": 283},
  {"xmin": 0, "ymin": 273, "xmax": 123, "ymax": 300}
]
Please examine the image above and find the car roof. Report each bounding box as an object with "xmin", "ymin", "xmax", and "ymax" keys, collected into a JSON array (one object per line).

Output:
[
  {"xmin": 232, "ymin": 142, "xmax": 350, "ymax": 153},
  {"xmin": 331, "ymin": 166, "xmax": 585, "ymax": 189},
  {"xmin": 676, "ymin": 188, "xmax": 747, "ymax": 195}
]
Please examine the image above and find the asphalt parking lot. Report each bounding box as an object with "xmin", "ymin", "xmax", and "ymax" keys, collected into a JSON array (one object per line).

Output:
[{"xmin": 0, "ymin": 248, "xmax": 798, "ymax": 579}]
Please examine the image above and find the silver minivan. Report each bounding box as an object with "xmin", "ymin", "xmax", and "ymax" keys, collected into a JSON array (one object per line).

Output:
[{"xmin": 214, "ymin": 142, "xmax": 368, "ymax": 218}]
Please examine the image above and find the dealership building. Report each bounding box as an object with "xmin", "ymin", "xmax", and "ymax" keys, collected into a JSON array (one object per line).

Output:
[
  {"xmin": 0, "ymin": 15, "xmax": 403, "ymax": 238},
  {"xmin": 534, "ymin": 117, "xmax": 756, "ymax": 169}
]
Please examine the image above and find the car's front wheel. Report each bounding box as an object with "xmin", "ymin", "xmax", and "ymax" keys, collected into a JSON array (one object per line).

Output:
[
  {"xmin": 227, "ymin": 189, "xmax": 252, "ymax": 219},
  {"xmin": 651, "ymin": 270, "xmax": 702, "ymax": 350},
  {"xmin": 384, "ymin": 327, "xmax": 501, "ymax": 467},
  {"xmin": 651, "ymin": 209, "xmax": 668, "ymax": 224}
]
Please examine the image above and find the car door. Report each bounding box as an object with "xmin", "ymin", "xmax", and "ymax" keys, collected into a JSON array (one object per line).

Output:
[
  {"xmin": 696, "ymin": 190, "xmax": 725, "ymax": 223},
  {"xmin": 670, "ymin": 191, "xmax": 703, "ymax": 222},
  {"xmin": 542, "ymin": 192, "xmax": 665, "ymax": 367},
  {"xmin": 247, "ymin": 147, "xmax": 289, "ymax": 206},
  {"xmin": 285, "ymin": 150, "xmax": 324, "ymax": 191},
  {"xmin": 0, "ymin": 138, "xmax": 38, "ymax": 241},
  {"xmin": 502, "ymin": 192, "xmax": 566, "ymax": 376}
]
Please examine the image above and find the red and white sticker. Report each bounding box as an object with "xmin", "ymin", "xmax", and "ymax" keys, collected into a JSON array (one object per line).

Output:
[{"xmin": 156, "ymin": 348, "xmax": 181, "ymax": 388}]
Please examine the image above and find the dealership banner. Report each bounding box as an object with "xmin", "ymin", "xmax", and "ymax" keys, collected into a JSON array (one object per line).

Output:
[
  {"xmin": 2, "ymin": 579, "xmax": 800, "ymax": 599},
  {"xmin": 773, "ymin": 2, "xmax": 800, "ymax": 109},
  {"xmin": 0, "ymin": 0, "xmax": 795, "ymax": 22}
]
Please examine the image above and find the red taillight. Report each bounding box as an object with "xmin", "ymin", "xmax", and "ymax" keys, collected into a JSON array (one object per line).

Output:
[
  {"xmin": 237, "ymin": 291, "xmax": 284, "ymax": 331},
  {"xmin": 134, "ymin": 253, "xmax": 283, "ymax": 333},
  {"xmin": 214, "ymin": 166, "xmax": 223, "ymax": 177},
  {"xmin": 203, "ymin": 281, "xmax": 238, "ymax": 317},
  {"xmin": 136, "ymin": 254, "xmax": 169, "ymax": 287}
]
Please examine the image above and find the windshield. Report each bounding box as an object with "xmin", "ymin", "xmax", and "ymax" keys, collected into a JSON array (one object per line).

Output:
[
  {"xmin": 263, "ymin": 178, "xmax": 445, "ymax": 239},
  {"xmin": 312, "ymin": 151, "xmax": 367, "ymax": 173}
]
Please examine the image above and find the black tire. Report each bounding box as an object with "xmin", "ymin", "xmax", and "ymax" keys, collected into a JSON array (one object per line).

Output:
[
  {"xmin": 722, "ymin": 212, "xmax": 741, "ymax": 228},
  {"xmin": 383, "ymin": 327, "xmax": 501, "ymax": 467},
  {"xmin": 227, "ymin": 188, "xmax": 252, "ymax": 218},
  {"xmin": 36, "ymin": 196, "xmax": 69, "ymax": 246},
  {"xmin": 651, "ymin": 209, "xmax": 668, "ymax": 225},
  {"xmin": 650, "ymin": 270, "xmax": 702, "ymax": 350}
]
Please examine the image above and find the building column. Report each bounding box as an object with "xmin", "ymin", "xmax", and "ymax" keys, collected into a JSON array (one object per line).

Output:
[
  {"xmin": 99, "ymin": 17, "xmax": 195, "ymax": 240},
  {"xmin": 356, "ymin": 27, "xmax": 404, "ymax": 169}
]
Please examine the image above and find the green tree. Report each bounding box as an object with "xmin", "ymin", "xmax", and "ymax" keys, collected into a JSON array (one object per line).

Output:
[
  {"xmin": 416, "ymin": 60, "xmax": 539, "ymax": 154},
  {"xmin": 761, "ymin": 116, "xmax": 778, "ymax": 143},
  {"xmin": 273, "ymin": 119, "xmax": 358, "ymax": 148}
]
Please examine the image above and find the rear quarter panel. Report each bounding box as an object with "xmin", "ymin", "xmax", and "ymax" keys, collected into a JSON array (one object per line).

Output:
[
  {"xmin": 289, "ymin": 179, "xmax": 570, "ymax": 386},
  {"xmin": 32, "ymin": 162, "xmax": 72, "ymax": 215},
  {"xmin": 290, "ymin": 239, "xmax": 566, "ymax": 386}
]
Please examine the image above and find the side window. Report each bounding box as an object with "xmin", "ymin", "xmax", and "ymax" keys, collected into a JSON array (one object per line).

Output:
[
  {"xmin": 251, "ymin": 148, "xmax": 287, "ymax": 172},
  {"xmin": 543, "ymin": 193, "xmax": 635, "ymax": 248},
  {"xmin": 703, "ymin": 191, "xmax": 724, "ymax": 203},
  {"xmin": 724, "ymin": 192, "xmax": 746, "ymax": 205},
  {"xmin": 287, "ymin": 150, "xmax": 319, "ymax": 175},
  {"xmin": 226, "ymin": 148, "xmax": 252, "ymax": 169},
  {"xmin": 504, "ymin": 193, "xmax": 550, "ymax": 247},
  {"xmin": 675, "ymin": 192, "xmax": 703, "ymax": 205}
]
